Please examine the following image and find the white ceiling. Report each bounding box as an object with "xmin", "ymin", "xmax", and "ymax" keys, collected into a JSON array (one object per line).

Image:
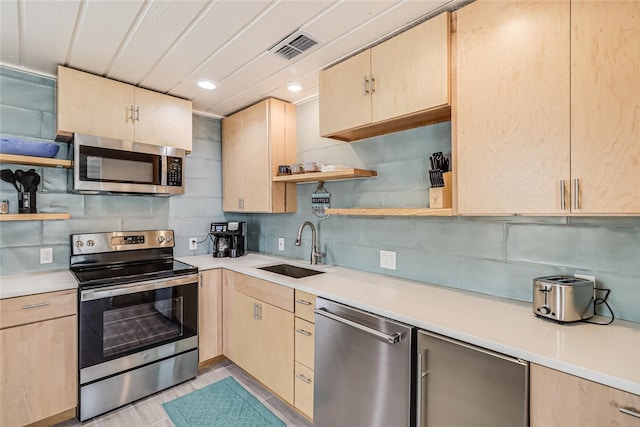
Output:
[{"xmin": 0, "ymin": 0, "xmax": 466, "ymax": 117}]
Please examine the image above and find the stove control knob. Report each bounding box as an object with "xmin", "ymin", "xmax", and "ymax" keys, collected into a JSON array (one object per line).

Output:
[
  {"xmin": 539, "ymin": 306, "xmax": 551, "ymax": 315},
  {"xmin": 75, "ymin": 240, "xmax": 84, "ymax": 248},
  {"xmin": 87, "ymin": 240, "xmax": 95, "ymax": 247},
  {"xmin": 166, "ymin": 235, "xmax": 173, "ymax": 242},
  {"xmin": 157, "ymin": 236, "xmax": 165, "ymax": 243}
]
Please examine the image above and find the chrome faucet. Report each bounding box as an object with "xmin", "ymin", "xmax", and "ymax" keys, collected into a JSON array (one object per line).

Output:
[{"xmin": 295, "ymin": 221, "xmax": 321, "ymax": 265}]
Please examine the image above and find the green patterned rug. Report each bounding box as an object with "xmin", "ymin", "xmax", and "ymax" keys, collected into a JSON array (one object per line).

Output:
[{"xmin": 163, "ymin": 377, "xmax": 286, "ymax": 427}]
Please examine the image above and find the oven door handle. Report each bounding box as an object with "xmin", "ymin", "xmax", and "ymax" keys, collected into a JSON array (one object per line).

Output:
[{"xmin": 81, "ymin": 274, "xmax": 198, "ymax": 301}]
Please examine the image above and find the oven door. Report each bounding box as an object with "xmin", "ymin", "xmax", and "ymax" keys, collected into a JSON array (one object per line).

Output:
[{"xmin": 79, "ymin": 275, "xmax": 197, "ymax": 384}]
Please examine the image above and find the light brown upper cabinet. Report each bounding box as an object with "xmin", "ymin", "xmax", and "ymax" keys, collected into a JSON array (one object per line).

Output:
[
  {"xmin": 222, "ymin": 98, "xmax": 297, "ymax": 213},
  {"xmin": 57, "ymin": 66, "xmax": 192, "ymax": 152},
  {"xmin": 319, "ymin": 12, "xmax": 451, "ymax": 142},
  {"xmin": 456, "ymin": 0, "xmax": 640, "ymax": 215}
]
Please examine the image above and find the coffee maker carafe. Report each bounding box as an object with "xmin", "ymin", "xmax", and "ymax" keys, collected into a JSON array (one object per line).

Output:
[{"xmin": 210, "ymin": 222, "xmax": 245, "ymax": 258}]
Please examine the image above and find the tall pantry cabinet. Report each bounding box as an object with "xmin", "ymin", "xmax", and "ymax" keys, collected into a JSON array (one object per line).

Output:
[{"xmin": 455, "ymin": 0, "xmax": 640, "ymax": 215}]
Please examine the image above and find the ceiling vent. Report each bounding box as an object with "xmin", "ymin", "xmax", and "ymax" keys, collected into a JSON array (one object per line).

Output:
[{"xmin": 269, "ymin": 30, "xmax": 319, "ymax": 61}]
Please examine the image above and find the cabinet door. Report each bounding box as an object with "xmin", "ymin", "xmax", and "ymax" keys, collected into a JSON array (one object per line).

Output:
[
  {"xmin": 371, "ymin": 12, "xmax": 450, "ymax": 123},
  {"xmin": 133, "ymin": 87, "xmax": 193, "ymax": 151},
  {"xmin": 530, "ymin": 364, "xmax": 640, "ymax": 426},
  {"xmin": 57, "ymin": 66, "xmax": 134, "ymax": 141},
  {"xmin": 198, "ymin": 269, "xmax": 222, "ymax": 363},
  {"xmin": 570, "ymin": 0, "xmax": 640, "ymax": 214},
  {"xmin": 230, "ymin": 292, "xmax": 263, "ymax": 377},
  {"xmin": 0, "ymin": 316, "xmax": 77, "ymax": 427},
  {"xmin": 258, "ymin": 300, "xmax": 294, "ymax": 404},
  {"xmin": 456, "ymin": 0, "xmax": 571, "ymax": 215},
  {"xmin": 319, "ymin": 50, "xmax": 372, "ymax": 137},
  {"xmin": 242, "ymin": 100, "xmax": 272, "ymax": 212},
  {"xmin": 222, "ymin": 111, "xmax": 244, "ymax": 212}
]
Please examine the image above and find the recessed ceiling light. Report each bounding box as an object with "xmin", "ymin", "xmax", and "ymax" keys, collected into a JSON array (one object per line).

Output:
[
  {"xmin": 197, "ymin": 80, "xmax": 216, "ymax": 90},
  {"xmin": 287, "ymin": 83, "xmax": 302, "ymax": 92}
]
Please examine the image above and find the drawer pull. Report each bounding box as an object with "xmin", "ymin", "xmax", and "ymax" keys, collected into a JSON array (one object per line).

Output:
[
  {"xmin": 21, "ymin": 302, "xmax": 50, "ymax": 310},
  {"xmin": 295, "ymin": 299, "xmax": 312, "ymax": 306},
  {"xmin": 296, "ymin": 373, "xmax": 312, "ymax": 384},
  {"xmin": 620, "ymin": 408, "xmax": 640, "ymax": 419},
  {"xmin": 296, "ymin": 328, "xmax": 312, "ymax": 336}
]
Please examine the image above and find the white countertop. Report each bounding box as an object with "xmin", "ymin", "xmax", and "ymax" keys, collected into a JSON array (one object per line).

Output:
[
  {"xmin": 0, "ymin": 269, "xmax": 77, "ymax": 299},
  {"xmin": 179, "ymin": 252, "xmax": 640, "ymax": 396},
  {"xmin": 1, "ymin": 253, "xmax": 637, "ymax": 396}
]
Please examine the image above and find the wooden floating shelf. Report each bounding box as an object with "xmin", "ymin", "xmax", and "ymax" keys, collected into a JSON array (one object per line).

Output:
[
  {"xmin": 272, "ymin": 168, "xmax": 377, "ymax": 183},
  {"xmin": 0, "ymin": 154, "xmax": 72, "ymax": 168},
  {"xmin": 0, "ymin": 213, "xmax": 71, "ymax": 221},
  {"xmin": 324, "ymin": 208, "xmax": 454, "ymax": 217}
]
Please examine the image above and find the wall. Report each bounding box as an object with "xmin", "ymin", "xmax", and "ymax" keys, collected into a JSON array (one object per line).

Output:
[
  {"xmin": 229, "ymin": 99, "xmax": 640, "ymax": 323},
  {"xmin": 0, "ymin": 67, "xmax": 223, "ymax": 275}
]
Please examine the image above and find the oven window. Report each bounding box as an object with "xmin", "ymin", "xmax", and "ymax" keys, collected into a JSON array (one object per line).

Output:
[
  {"xmin": 103, "ymin": 296, "xmax": 184, "ymax": 358},
  {"xmin": 80, "ymin": 282, "xmax": 198, "ymax": 370}
]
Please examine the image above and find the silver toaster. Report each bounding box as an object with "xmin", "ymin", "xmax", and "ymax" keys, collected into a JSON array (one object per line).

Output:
[{"xmin": 533, "ymin": 276, "xmax": 594, "ymax": 323}]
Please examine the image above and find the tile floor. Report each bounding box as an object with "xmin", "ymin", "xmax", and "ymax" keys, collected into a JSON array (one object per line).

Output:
[{"xmin": 55, "ymin": 359, "xmax": 312, "ymax": 427}]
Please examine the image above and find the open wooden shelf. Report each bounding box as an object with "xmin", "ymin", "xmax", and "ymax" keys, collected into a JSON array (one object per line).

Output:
[
  {"xmin": 0, "ymin": 154, "xmax": 72, "ymax": 168},
  {"xmin": 324, "ymin": 208, "xmax": 454, "ymax": 217},
  {"xmin": 272, "ymin": 168, "xmax": 377, "ymax": 183},
  {"xmin": 0, "ymin": 213, "xmax": 71, "ymax": 221}
]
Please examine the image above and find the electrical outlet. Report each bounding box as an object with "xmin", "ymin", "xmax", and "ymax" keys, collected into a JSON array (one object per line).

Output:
[
  {"xmin": 40, "ymin": 248, "xmax": 53, "ymax": 264},
  {"xmin": 575, "ymin": 274, "xmax": 596, "ymax": 284},
  {"xmin": 278, "ymin": 238, "xmax": 285, "ymax": 251},
  {"xmin": 380, "ymin": 250, "xmax": 396, "ymax": 270},
  {"xmin": 189, "ymin": 237, "xmax": 197, "ymax": 251}
]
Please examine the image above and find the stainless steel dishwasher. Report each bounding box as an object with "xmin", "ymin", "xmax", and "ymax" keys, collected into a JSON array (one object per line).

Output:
[
  {"xmin": 314, "ymin": 298, "xmax": 414, "ymax": 427},
  {"xmin": 416, "ymin": 330, "xmax": 529, "ymax": 427}
]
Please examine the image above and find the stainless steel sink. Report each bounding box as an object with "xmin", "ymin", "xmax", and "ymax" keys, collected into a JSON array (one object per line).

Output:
[{"xmin": 257, "ymin": 263, "xmax": 325, "ymax": 279}]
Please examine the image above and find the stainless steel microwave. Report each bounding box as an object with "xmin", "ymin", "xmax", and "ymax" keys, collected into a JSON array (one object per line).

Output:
[{"xmin": 70, "ymin": 133, "xmax": 185, "ymax": 196}]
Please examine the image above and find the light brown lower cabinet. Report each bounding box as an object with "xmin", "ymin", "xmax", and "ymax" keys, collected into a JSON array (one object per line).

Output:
[
  {"xmin": 0, "ymin": 290, "xmax": 77, "ymax": 427},
  {"xmin": 222, "ymin": 271, "xmax": 294, "ymax": 404},
  {"xmin": 198, "ymin": 269, "xmax": 222, "ymax": 364},
  {"xmin": 530, "ymin": 363, "xmax": 640, "ymax": 427},
  {"xmin": 294, "ymin": 290, "xmax": 316, "ymax": 419}
]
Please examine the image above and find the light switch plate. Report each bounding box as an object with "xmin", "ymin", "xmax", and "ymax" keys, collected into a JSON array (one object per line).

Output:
[
  {"xmin": 278, "ymin": 238, "xmax": 285, "ymax": 251},
  {"xmin": 380, "ymin": 250, "xmax": 396, "ymax": 270}
]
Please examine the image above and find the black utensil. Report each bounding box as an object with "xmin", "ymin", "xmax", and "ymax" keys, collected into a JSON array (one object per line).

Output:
[
  {"xmin": 29, "ymin": 173, "xmax": 41, "ymax": 193},
  {"xmin": 1, "ymin": 169, "xmax": 20, "ymax": 191},
  {"xmin": 14, "ymin": 169, "xmax": 25, "ymax": 191},
  {"xmin": 21, "ymin": 171, "xmax": 38, "ymax": 193}
]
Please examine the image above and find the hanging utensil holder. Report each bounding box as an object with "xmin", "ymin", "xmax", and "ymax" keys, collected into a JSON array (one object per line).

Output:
[{"xmin": 429, "ymin": 171, "xmax": 452, "ymax": 209}]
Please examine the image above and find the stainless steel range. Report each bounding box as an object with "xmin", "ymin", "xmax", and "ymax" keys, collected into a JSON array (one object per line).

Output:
[{"xmin": 70, "ymin": 230, "xmax": 198, "ymax": 421}]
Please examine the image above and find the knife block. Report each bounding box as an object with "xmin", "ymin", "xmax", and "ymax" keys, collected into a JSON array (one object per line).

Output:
[{"xmin": 429, "ymin": 171, "xmax": 452, "ymax": 209}]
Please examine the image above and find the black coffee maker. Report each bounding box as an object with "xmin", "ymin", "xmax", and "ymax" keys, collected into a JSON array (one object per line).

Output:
[{"xmin": 210, "ymin": 222, "xmax": 245, "ymax": 258}]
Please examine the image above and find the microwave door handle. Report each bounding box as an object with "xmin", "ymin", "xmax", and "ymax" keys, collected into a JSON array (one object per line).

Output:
[{"xmin": 160, "ymin": 154, "xmax": 167, "ymax": 186}]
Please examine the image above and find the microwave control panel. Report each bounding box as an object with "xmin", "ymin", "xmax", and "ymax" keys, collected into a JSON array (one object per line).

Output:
[{"xmin": 167, "ymin": 157, "xmax": 183, "ymax": 187}]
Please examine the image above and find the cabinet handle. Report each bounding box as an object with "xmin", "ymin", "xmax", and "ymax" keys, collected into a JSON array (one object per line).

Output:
[
  {"xmin": 620, "ymin": 408, "xmax": 640, "ymax": 419},
  {"xmin": 253, "ymin": 303, "xmax": 257, "ymax": 320},
  {"xmin": 296, "ymin": 373, "xmax": 311, "ymax": 384},
  {"xmin": 295, "ymin": 299, "xmax": 311, "ymax": 306},
  {"xmin": 363, "ymin": 76, "xmax": 369, "ymax": 96},
  {"xmin": 258, "ymin": 303, "xmax": 263, "ymax": 320},
  {"xmin": 135, "ymin": 106, "xmax": 140, "ymax": 122},
  {"xmin": 573, "ymin": 178, "xmax": 580, "ymax": 210},
  {"xmin": 295, "ymin": 328, "xmax": 312, "ymax": 336},
  {"xmin": 199, "ymin": 274, "xmax": 203, "ymax": 288},
  {"xmin": 560, "ymin": 179, "xmax": 566, "ymax": 210},
  {"xmin": 129, "ymin": 105, "xmax": 135, "ymax": 122},
  {"xmin": 370, "ymin": 75, "xmax": 375, "ymax": 94},
  {"xmin": 21, "ymin": 302, "xmax": 50, "ymax": 310}
]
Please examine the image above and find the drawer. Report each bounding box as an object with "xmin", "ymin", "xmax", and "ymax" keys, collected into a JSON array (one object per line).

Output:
[
  {"xmin": 233, "ymin": 272, "xmax": 293, "ymax": 312},
  {"xmin": 294, "ymin": 317, "xmax": 315, "ymax": 369},
  {"xmin": 0, "ymin": 290, "xmax": 77, "ymax": 329},
  {"xmin": 294, "ymin": 290, "xmax": 316, "ymax": 323},
  {"xmin": 294, "ymin": 361, "xmax": 314, "ymax": 419}
]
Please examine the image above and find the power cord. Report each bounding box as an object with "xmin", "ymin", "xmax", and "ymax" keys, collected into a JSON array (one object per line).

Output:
[{"xmin": 582, "ymin": 287, "xmax": 614, "ymax": 325}]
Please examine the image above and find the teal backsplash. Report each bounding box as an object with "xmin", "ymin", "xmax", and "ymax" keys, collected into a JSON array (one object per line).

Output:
[
  {"xmin": 1, "ymin": 66, "xmax": 638, "ymax": 323},
  {"xmin": 0, "ymin": 66, "xmax": 224, "ymax": 275}
]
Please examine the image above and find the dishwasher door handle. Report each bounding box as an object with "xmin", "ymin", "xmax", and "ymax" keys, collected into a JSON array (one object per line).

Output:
[{"xmin": 315, "ymin": 308, "xmax": 402, "ymax": 344}]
